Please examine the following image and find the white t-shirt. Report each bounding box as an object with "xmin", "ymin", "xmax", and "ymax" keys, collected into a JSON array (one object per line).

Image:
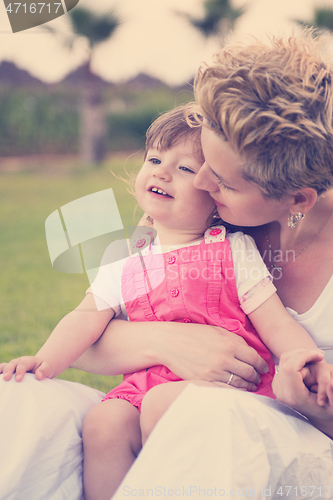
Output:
[{"xmin": 287, "ymin": 275, "xmax": 333, "ymax": 363}]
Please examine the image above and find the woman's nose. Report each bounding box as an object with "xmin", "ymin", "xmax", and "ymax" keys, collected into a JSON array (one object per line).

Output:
[{"xmin": 194, "ymin": 162, "xmax": 219, "ymax": 192}]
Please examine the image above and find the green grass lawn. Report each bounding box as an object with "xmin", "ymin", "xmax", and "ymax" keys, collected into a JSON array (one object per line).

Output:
[{"xmin": 0, "ymin": 155, "xmax": 143, "ymax": 393}]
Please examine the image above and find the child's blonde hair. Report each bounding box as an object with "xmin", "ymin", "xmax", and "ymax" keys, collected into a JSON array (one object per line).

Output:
[
  {"xmin": 145, "ymin": 104, "xmax": 204, "ymax": 163},
  {"xmin": 195, "ymin": 30, "xmax": 333, "ymax": 199}
]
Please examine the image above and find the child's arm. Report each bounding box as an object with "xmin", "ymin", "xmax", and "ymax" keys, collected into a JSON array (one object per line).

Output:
[
  {"xmin": 248, "ymin": 293, "xmax": 333, "ymax": 406},
  {"xmin": 0, "ymin": 294, "xmax": 115, "ymax": 382}
]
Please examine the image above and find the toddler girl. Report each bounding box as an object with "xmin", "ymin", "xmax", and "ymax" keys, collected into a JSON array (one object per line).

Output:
[{"xmin": 1, "ymin": 104, "xmax": 331, "ymax": 500}]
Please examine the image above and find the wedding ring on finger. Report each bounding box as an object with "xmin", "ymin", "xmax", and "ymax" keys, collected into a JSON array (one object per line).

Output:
[{"xmin": 227, "ymin": 373, "xmax": 235, "ymax": 385}]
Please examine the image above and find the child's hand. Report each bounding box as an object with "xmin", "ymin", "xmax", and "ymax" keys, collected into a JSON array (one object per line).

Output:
[
  {"xmin": 0, "ymin": 356, "xmax": 53, "ymax": 382},
  {"xmin": 306, "ymin": 360, "xmax": 333, "ymax": 407}
]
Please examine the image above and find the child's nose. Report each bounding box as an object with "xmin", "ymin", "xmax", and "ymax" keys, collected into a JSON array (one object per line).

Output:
[
  {"xmin": 153, "ymin": 164, "xmax": 171, "ymax": 181},
  {"xmin": 194, "ymin": 162, "xmax": 219, "ymax": 192}
]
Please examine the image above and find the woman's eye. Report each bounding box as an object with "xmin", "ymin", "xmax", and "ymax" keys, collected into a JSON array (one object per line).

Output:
[
  {"xmin": 219, "ymin": 182, "xmax": 232, "ymax": 190},
  {"xmin": 215, "ymin": 177, "xmax": 232, "ymax": 190}
]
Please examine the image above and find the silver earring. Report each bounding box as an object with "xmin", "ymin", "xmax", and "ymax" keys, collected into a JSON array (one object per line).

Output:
[{"xmin": 287, "ymin": 212, "xmax": 305, "ymax": 229}]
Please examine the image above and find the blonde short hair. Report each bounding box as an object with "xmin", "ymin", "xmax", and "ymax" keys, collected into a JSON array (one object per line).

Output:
[
  {"xmin": 195, "ymin": 31, "xmax": 333, "ymax": 198},
  {"xmin": 145, "ymin": 104, "xmax": 204, "ymax": 163}
]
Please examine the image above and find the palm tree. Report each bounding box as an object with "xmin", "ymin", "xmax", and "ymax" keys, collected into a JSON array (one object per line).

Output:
[
  {"xmin": 295, "ymin": 7, "xmax": 333, "ymax": 33},
  {"xmin": 46, "ymin": 7, "xmax": 121, "ymax": 164},
  {"xmin": 178, "ymin": 0, "xmax": 245, "ymax": 41}
]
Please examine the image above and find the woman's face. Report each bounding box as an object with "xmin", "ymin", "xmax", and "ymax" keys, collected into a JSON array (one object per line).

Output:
[{"xmin": 195, "ymin": 126, "xmax": 290, "ymax": 227}]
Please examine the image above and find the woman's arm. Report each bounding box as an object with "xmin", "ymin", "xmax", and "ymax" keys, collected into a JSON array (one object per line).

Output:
[
  {"xmin": 272, "ymin": 349, "xmax": 333, "ymax": 439},
  {"xmin": 72, "ymin": 318, "xmax": 269, "ymax": 391}
]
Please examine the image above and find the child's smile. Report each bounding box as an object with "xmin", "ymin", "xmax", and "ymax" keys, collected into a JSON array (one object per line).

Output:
[{"xmin": 148, "ymin": 186, "xmax": 173, "ymax": 198}]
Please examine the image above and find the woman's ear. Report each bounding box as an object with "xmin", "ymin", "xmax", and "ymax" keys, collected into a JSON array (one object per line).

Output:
[{"xmin": 289, "ymin": 187, "xmax": 318, "ymax": 215}]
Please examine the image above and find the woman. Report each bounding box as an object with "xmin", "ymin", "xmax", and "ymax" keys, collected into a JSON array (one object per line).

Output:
[
  {"xmin": 1, "ymin": 30, "xmax": 333, "ymax": 499},
  {"xmin": 109, "ymin": 30, "xmax": 333, "ymax": 497},
  {"xmin": 98, "ymin": 30, "xmax": 333, "ymax": 497}
]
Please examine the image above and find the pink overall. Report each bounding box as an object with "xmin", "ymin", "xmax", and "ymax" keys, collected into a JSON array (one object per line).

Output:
[{"xmin": 103, "ymin": 229, "xmax": 275, "ymax": 411}]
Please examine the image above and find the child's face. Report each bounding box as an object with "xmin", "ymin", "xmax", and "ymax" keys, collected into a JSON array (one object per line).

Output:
[
  {"xmin": 135, "ymin": 136, "xmax": 215, "ymax": 233},
  {"xmin": 196, "ymin": 126, "xmax": 290, "ymax": 227}
]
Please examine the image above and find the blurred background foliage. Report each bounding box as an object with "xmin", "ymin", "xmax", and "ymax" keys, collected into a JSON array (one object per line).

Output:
[
  {"xmin": 0, "ymin": 81, "xmax": 194, "ymax": 158},
  {"xmin": 1, "ymin": 2, "xmax": 332, "ymax": 162},
  {"xmin": 0, "ymin": 87, "xmax": 78, "ymax": 156},
  {"xmin": 0, "ymin": 0, "xmax": 243, "ymax": 162}
]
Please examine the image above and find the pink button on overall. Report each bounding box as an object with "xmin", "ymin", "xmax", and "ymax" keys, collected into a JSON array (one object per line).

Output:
[
  {"xmin": 210, "ymin": 228, "xmax": 222, "ymax": 236},
  {"xmin": 135, "ymin": 238, "xmax": 146, "ymax": 248}
]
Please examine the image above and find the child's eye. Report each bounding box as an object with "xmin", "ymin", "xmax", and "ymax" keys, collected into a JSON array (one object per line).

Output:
[
  {"xmin": 179, "ymin": 166, "xmax": 195, "ymax": 173},
  {"xmin": 149, "ymin": 157, "xmax": 161, "ymax": 165}
]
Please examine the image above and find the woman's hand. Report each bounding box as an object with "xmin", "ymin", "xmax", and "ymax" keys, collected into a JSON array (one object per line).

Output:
[
  {"xmin": 73, "ymin": 319, "xmax": 268, "ymax": 392},
  {"xmin": 272, "ymin": 349, "xmax": 333, "ymax": 438},
  {"xmin": 0, "ymin": 356, "xmax": 53, "ymax": 382},
  {"xmin": 157, "ymin": 323, "xmax": 269, "ymax": 391}
]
